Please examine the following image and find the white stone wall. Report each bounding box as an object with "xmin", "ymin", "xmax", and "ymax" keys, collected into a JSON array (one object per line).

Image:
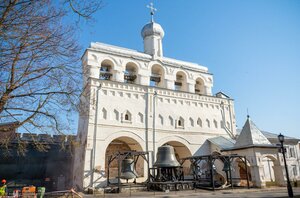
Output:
[
  {"xmin": 73, "ymin": 42, "xmax": 237, "ymax": 190},
  {"xmin": 285, "ymin": 144, "xmax": 300, "ymax": 181}
]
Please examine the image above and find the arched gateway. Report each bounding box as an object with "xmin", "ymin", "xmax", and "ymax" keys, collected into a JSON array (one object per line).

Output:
[
  {"xmin": 105, "ymin": 136, "xmax": 145, "ymax": 179},
  {"xmin": 157, "ymin": 138, "xmax": 192, "ymax": 175}
]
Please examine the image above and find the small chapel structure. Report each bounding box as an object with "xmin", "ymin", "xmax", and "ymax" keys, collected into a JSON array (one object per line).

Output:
[{"xmin": 217, "ymin": 116, "xmax": 299, "ymax": 187}]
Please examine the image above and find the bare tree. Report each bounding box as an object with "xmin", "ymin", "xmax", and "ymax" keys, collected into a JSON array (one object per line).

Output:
[{"xmin": 0, "ymin": 0, "xmax": 102, "ymax": 151}]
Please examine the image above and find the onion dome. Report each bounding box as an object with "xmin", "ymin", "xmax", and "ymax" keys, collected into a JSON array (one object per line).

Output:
[{"xmin": 141, "ymin": 22, "xmax": 165, "ymax": 38}]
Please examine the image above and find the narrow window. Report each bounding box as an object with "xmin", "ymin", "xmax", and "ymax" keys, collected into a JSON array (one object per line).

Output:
[
  {"xmin": 177, "ymin": 117, "xmax": 184, "ymax": 128},
  {"xmin": 292, "ymin": 165, "xmax": 297, "ymax": 176},
  {"xmin": 213, "ymin": 120, "xmax": 218, "ymax": 128},
  {"xmin": 159, "ymin": 115, "xmax": 164, "ymax": 125},
  {"xmin": 114, "ymin": 109, "xmax": 119, "ymax": 121},
  {"xmin": 123, "ymin": 110, "xmax": 132, "ymax": 122},
  {"xmin": 226, "ymin": 121, "xmax": 231, "ymax": 130},
  {"xmin": 189, "ymin": 118, "xmax": 194, "ymax": 127},
  {"xmin": 138, "ymin": 112, "xmax": 143, "ymax": 123},
  {"xmin": 197, "ymin": 118, "xmax": 202, "ymax": 127},
  {"xmin": 169, "ymin": 116, "xmax": 174, "ymax": 126},
  {"xmin": 125, "ymin": 114, "xmax": 129, "ymax": 120},
  {"xmin": 206, "ymin": 119, "xmax": 210, "ymax": 128},
  {"xmin": 290, "ymin": 147, "xmax": 295, "ymax": 158},
  {"xmin": 102, "ymin": 108, "xmax": 107, "ymax": 119},
  {"xmin": 178, "ymin": 120, "xmax": 182, "ymax": 126}
]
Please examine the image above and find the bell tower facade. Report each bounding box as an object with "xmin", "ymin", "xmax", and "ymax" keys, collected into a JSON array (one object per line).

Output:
[{"xmin": 73, "ymin": 4, "xmax": 236, "ymax": 190}]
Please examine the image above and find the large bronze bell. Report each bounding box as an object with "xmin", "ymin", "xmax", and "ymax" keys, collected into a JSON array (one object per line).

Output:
[
  {"xmin": 120, "ymin": 158, "xmax": 138, "ymax": 180},
  {"xmin": 153, "ymin": 145, "xmax": 181, "ymax": 168}
]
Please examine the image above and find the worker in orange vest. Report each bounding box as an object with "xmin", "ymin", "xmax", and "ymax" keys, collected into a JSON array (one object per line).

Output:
[{"xmin": 0, "ymin": 179, "xmax": 7, "ymax": 197}]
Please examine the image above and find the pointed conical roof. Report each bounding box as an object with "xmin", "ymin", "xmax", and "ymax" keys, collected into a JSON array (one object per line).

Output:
[{"xmin": 235, "ymin": 116, "xmax": 271, "ymax": 147}]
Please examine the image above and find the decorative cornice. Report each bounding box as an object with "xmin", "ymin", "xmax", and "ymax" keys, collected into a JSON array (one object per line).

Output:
[
  {"xmin": 90, "ymin": 42, "xmax": 151, "ymax": 60},
  {"xmin": 88, "ymin": 42, "xmax": 210, "ymax": 74},
  {"xmin": 88, "ymin": 78, "xmax": 234, "ymax": 102}
]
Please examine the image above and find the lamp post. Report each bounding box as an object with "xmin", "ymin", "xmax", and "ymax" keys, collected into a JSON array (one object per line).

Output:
[{"xmin": 278, "ymin": 133, "xmax": 294, "ymax": 197}]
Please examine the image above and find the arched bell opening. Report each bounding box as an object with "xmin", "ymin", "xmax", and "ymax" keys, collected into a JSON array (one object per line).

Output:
[
  {"xmin": 150, "ymin": 64, "xmax": 165, "ymax": 88},
  {"xmin": 100, "ymin": 59, "xmax": 114, "ymax": 80},
  {"xmin": 105, "ymin": 137, "xmax": 144, "ymax": 180},
  {"xmin": 175, "ymin": 71, "xmax": 187, "ymax": 92},
  {"xmin": 124, "ymin": 62, "xmax": 138, "ymax": 84},
  {"xmin": 162, "ymin": 141, "xmax": 192, "ymax": 176},
  {"xmin": 195, "ymin": 77, "xmax": 205, "ymax": 94}
]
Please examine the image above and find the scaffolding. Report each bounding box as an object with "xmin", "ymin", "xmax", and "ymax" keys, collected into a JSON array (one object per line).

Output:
[{"xmin": 181, "ymin": 154, "xmax": 250, "ymax": 190}]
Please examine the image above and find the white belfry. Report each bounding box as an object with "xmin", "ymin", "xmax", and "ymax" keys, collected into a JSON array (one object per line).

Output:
[{"xmin": 73, "ymin": 4, "xmax": 235, "ymax": 190}]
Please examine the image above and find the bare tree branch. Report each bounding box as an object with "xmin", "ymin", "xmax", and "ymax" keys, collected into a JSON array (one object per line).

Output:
[{"xmin": 0, "ymin": 0, "xmax": 103, "ymax": 152}]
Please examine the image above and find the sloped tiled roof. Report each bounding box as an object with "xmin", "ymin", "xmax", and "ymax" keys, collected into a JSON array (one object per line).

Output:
[
  {"xmin": 208, "ymin": 136, "xmax": 235, "ymax": 150},
  {"xmin": 235, "ymin": 117, "xmax": 271, "ymax": 147},
  {"xmin": 236, "ymin": 129, "xmax": 300, "ymax": 145},
  {"xmin": 261, "ymin": 130, "xmax": 294, "ymax": 140}
]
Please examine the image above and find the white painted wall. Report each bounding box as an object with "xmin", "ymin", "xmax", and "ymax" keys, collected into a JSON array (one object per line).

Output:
[{"xmin": 73, "ymin": 42, "xmax": 236, "ymax": 190}]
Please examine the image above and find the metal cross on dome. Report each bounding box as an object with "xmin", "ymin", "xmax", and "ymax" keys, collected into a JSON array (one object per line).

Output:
[{"xmin": 147, "ymin": 2, "xmax": 157, "ymax": 22}]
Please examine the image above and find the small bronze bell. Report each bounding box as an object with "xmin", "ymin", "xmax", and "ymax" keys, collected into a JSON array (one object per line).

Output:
[{"xmin": 120, "ymin": 158, "xmax": 138, "ymax": 180}]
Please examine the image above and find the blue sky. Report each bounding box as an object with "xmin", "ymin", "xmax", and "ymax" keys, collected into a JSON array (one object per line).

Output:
[{"xmin": 76, "ymin": 0, "xmax": 300, "ymax": 138}]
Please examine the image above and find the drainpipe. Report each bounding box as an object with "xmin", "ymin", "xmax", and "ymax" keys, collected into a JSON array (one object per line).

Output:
[
  {"xmin": 91, "ymin": 83, "xmax": 102, "ymax": 189},
  {"xmin": 145, "ymin": 90, "xmax": 149, "ymax": 157},
  {"xmin": 145, "ymin": 89, "xmax": 150, "ymax": 179},
  {"xmin": 152, "ymin": 91, "xmax": 157, "ymax": 165}
]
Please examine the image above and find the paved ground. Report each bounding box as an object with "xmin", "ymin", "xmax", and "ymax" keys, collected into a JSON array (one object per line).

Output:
[{"xmin": 83, "ymin": 187, "xmax": 300, "ymax": 198}]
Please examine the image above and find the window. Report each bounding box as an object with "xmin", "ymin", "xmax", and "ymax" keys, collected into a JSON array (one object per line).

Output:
[
  {"xmin": 125, "ymin": 114, "xmax": 129, "ymax": 120},
  {"xmin": 189, "ymin": 118, "xmax": 194, "ymax": 127},
  {"xmin": 169, "ymin": 116, "xmax": 174, "ymax": 126},
  {"xmin": 102, "ymin": 108, "xmax": 107, "ymax": 119},
  {"xmin": 114, "ymin": 109, "xmax": 119, "ymax": 121},
  {"xmin": 197, "ymin": 118, "xmax": 202, "ymax": 127},
  {"xmin": 206, "ymin": 119, "xmax": 210, "ymax": 128},
  {"xmin": 289, "ymin": 147, "xmax": 296, "ymax": 158},
  {"xmin": 220, "ymin": 121, "xmax": 224, "ymax": 128},
  {"xmin": 138, "ymin": 112, "xmax": 143, "ymax": 123},
  {"xmin": 213, "ymin": 119, "xmax": 218, "ymax": 128},
  {"xmin": 292, "ymin": 165, "xmax": 297, "ymax": 176},
  {"xmin": 178, "ymin": 120, "xmax": 182, "ymax": 126},
  {"xmin": 122, "ymin": 110, "xmax": 132, "ymax": 123},
  {"xmin": 177, "ymin": 117, "xmax": 184, "ymax": 128},
  {"xmin": 226, "ymin": 121, "xmax": 231, "ymax": 130},
  {"xmin": 159, "ymin": 114, "xmax": 164, "ymax": 125}
]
